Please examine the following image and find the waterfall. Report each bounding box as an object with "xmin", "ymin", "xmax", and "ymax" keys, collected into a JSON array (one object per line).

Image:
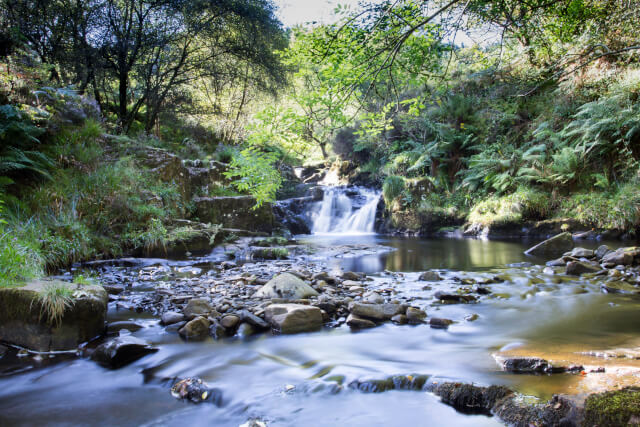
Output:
[{"xmin": 309, "ymin": 187, "xmax": 381, "ymax": 234}]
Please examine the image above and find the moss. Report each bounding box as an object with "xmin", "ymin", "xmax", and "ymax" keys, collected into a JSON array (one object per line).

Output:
[
  {"xmin": 584, "ymin": 387, "xmax": 640, "ymax": 426},
  {"xmin": 253, "ymin": 236, "xmax": 289, "ymax": 247},
  {"xmin": 251, "ymin": 247, "xmax": 289, "ymax": 260}
]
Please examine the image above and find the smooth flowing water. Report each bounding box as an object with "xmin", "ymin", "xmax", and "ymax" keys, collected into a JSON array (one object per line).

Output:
[
  {"xmin": 1, "ymin": 235, "xmax": 639, "ymax": 426},
  {"xmin": 309, "ymin": 187, "xmax": 380, "ymax": 234}
]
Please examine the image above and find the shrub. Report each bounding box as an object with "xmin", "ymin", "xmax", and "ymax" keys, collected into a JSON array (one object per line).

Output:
[{"xmin": 467, "ymin": 187, "xmax": 550, "ymax": 226}]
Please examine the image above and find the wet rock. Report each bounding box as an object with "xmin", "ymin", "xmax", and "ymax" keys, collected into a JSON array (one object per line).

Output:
[
  {"xmin": 566, "ymin": 261, "xmax": 602, "ymax": 276},
  {"xmin": 465, "ymin": 314, "xmax": 479, "ymax": 322},
  {"xmin": 349, "ymin": 302, "xmax": 404, "ymax": 321},
  {"xmin": 209, "ymin": 319, "xmax": 227, "ymax": 340},
  {"xmin": 429, "ymin": 318, "xmax": 453, "ymax": 329},
  {"xmin": 91, "ymin": 336, "xmax": 158, "ymax": 368},
  {"xmin": 314, "ymin": 295, "xmax": 338, "ymax": 314},
  {"xmin": 595, "ymin": 245, "xmax": 612, "ymax": 260},
  {"xmin": 494, "ymin": 393, "xmax": 586, "ymax": 427},
  {"xmin": 363, "ymin": 291, "xmax": 384, "ymax": 304},
  {"xmin": 419, "ymin": 271, "xmax": 442, "ymax": 281},
  {"xmin": 602, "ymin": 247, "xmax": 640, "ymax": 267},
  {"xmin": 346, "ymin": 313, "xmax": 376, "ymax": 329},
  {"xmin": 220, "ymin": 315, "xmax": 240, "ymax": 329},
  {"xmin": 264, "ymin": 304, "xmax": 322, "ymax": 334},
  {"xmin": 238, "ymin": 310, "xmax": 269, "ymax": 330},
  {"xmin": 341, "ymin": 271, "xmax": 363, "ymax": 281},
  {"xmin": 494, "ymin": 356, "xmax": 581, "ymax": 374},
  {"xmin": 0, "ymin": 344, "xmax": 7, "ymax": 358},
  {"xmin": 405, "ymin": 307, "xmax": 427, "ymax": 324},
  {"xmin": 563, "ymin": 247, "xmax": 595, "ymax": 258},
  {"xmin": 524, "ymin": 232, "xmax": 574, "ymax": 258},
  {"xmin": 349, "ymin": 374, "xmax": 429, "ymax": 393},
  {"xmin": 546, "ymin": 258, "xmax": 567, "ymax": 267},
  {"xmin": 165, "ymin": 321, "xmax": 186, "ymax": 333},
  {"xmin": 253, "ymin": 273, "xmax": 319, "ymax": 299},
  {"xmin": 171, "ymin": 377, "xmax": 222, "ymax": 405},
  {"xmin": 0, "ymin": 280, "xmax": 108, "ymax": 352},
  {"xmin": 601, "ymin": 281, "xmax": 640, "ymax": 294},
  {"xmin": 183, "ymin": 298, "xmax": 215, "ymax": 320},
  {"xmin": 434, "ymin": 292, "xmax": 476, "ymax": 303},
  {"xmin": 178, "ymin": 316, "xmax": 211, "ymax": 340},
  {"xmin": 107, "ymin": 321, "xmax": 144, "ymax": 334},
  {"xmin": 236, "ymin": 322, "xmax": 257, "ymax": 337},
  {"xmin": 161, "ymin": 311, "xmax": 185, "ymax": 325},
  {"xmin": 430, "ymin": 382, "xmax": 513, "ymax": 414},
  {"xmin": 391, "ymin": 314, "xmax": 408, "ymax": 325}
]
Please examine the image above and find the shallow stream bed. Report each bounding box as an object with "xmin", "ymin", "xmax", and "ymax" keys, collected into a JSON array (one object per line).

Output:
[{"xmin": 1, "ymin": 236, "xmax": 639, "ymax": 426}]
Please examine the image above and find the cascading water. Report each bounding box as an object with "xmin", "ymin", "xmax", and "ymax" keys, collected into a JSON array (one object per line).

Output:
[{"xmin": 309, "ymin": 187, "xmax": 381, "ymax": 234}]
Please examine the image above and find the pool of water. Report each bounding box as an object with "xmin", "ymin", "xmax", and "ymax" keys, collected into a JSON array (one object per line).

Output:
[{"xmin": 1, "ymin": 236, "xmax": 638, "ymax": 426}]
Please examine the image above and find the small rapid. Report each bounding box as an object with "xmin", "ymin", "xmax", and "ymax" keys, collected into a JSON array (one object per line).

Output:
[{"xmin": 309, "ymin": 187, "xmax": 381, "ymax": 234}]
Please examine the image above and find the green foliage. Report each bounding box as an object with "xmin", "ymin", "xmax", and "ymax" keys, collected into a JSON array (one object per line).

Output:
[
  {"xmin": 37, "ymin": 281, "xmax": 74, "ymax": 327},
  {"xmin": 468, "ymin": 187, "xmax": 551, "ymax": 226},
  {"xmin": 0, "ymin": 196, "xmax": 43, "ymax": 287},
  {"xmin": 382, "ymin": 176, "xmax": 406, "ymax": 205},
  {"xmin": 225, "ymin": 147, "xmax": 282, "ymax": 207},
  {"xmin": 0, "ymin": 104, "xmax": 50, "ymax": 180}
]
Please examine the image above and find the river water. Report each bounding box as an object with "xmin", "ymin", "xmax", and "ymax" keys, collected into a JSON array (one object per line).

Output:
[{"xmin": 2, "ymin": 233, "xmax": 639, "ymax": 426}]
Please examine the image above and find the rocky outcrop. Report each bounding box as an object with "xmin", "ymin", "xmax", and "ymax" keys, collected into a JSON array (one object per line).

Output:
[
  {"xmin": 0, "ymin": 280, "xmax": 107, "ymax": 351},
  {"xmin": 193, "ymin": 196, "xmax": 273, "ymax": 233},
  {"xmin": 253, "ymin": 273, "xmax": 319, "ymax": 299},
  {"xmin": 264, "ymin": 304, "xmax": 323, "ymax": 334},
  {"xmin": 91, "ymin": 336, "xmax": 158, "ymax": 368},
  {"xmin": 138, "ymin": 147, "xmax": 191, "ymax": 199}
]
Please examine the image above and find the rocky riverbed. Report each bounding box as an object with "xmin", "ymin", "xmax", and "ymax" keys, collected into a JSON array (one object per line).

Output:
[{"xmin": 1, "ymin": 234, "xmax": 640, "ymax": 426}]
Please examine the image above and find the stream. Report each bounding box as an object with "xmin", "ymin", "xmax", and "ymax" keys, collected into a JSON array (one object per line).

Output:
[{"xmin": 1, "ymin": 188, "xmax": 639, "ymax": 426}]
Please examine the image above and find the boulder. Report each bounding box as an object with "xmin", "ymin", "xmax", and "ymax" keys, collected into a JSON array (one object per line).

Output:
[
  {"xmin": 0, "ymin": 280, "xmax": 107, "ymax": 351},
  {"xmin": 601, "ymin": 281, "xmax": 640, "ymax": 294},
  {"xmin": 349, "ymin": 302, "xmax": 404, "ymax": 321},
  {"xmin": 253, "ymin": 273, "xmax": 319, "ymax": 299},
  {"xmin": 183, "ymin": 298, "xmax": 214, "ymax": 320},
  {"xmin": 91, "ymin": 336, "xmax": 158, "ymax": 368},
  {"xmin": 264, "ymin": 304, "xmax": 323, "ymax": 334},
  {"xmin": 346, "ymin": 313, "xmax": 376, "ymax": 329},
  {"xmin": 193, "ymin": 196, "xmax": 273, "ymax": 233},
  {"xmin": 524, "ymin": 232, "xmax": 574, "ymax": 258},
  {"xmin": 220, "ymin": 315, "xmax": 240, "ymax": 329},
  {"xmin": 566, "ymin": 261, "xmax": 602, "ymax": 276},
  {"xmin": 595, "ymin": 245, "xmax": 612, "ymax": 260},
  {"xmin": 178, "ymin": 316, "xmax": 211, "ymax": 340},
  {"xmin": 430, "ymin": 382, "xmax": 514, "ymax": 415}
]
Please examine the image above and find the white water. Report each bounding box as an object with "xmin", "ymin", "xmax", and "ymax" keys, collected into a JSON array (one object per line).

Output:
[{"xmin": 310, "ymin": 187, "xmax": 381, "ymax": 234}]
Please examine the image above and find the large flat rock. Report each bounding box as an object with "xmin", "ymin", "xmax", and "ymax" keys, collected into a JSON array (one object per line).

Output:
[{"xmin": 0, "ymin": 280, "xmax": 108, "ymax": 351}]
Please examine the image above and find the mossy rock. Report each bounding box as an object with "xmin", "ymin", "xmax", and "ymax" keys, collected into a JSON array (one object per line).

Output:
[
  {"xmin": 0, "ymin": 280, "xmax": 107, "ymax": 351},
  {"xmin": 584, "ymin": 387, "xmax": 640, "ymax": 426}
]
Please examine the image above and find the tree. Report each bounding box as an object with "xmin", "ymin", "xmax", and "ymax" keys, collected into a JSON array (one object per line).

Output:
[{"xmin": 2, "ymin": 0, "xmax": 288, "ymax": 133}]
